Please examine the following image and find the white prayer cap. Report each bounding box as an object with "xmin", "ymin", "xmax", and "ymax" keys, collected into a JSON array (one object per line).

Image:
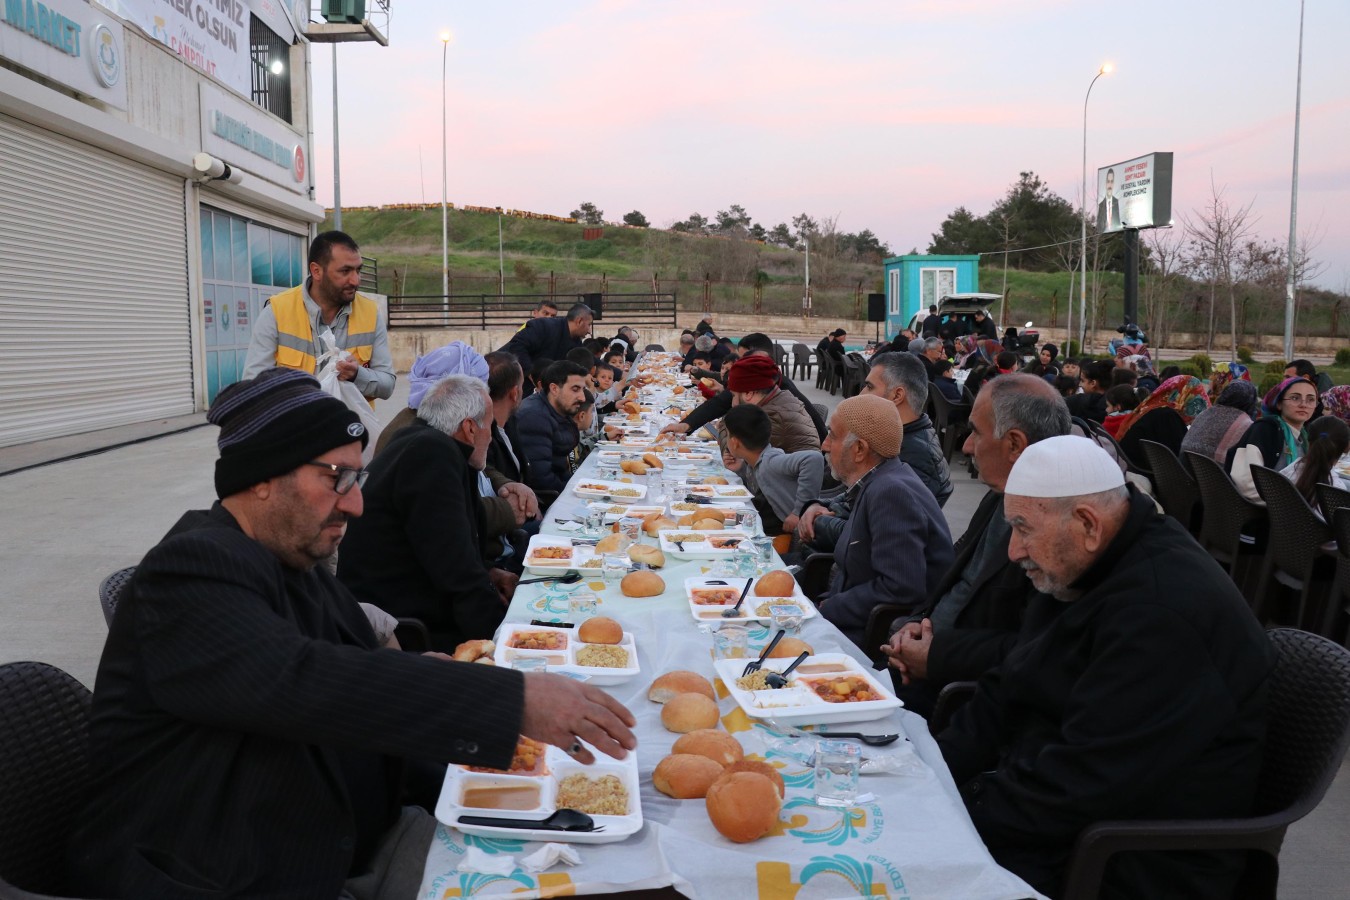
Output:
[{"xmin": 1004, "ymin": 435, "xmax": 1125, "ymax": 499}]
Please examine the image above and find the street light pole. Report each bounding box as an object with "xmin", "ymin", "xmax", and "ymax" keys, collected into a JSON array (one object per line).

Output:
[
  {"xmin": 332, "ymin": 44, "xmax": 341, "ymax": 230},
  {"xmin": 440, "ymin": 32, "xmax": 451, "ymax": 303},
  {"xmin": 1078, "ymin": 63, "xmax": 1112, "ymax": 355},
  {"xmin": 1283, "ymin": 0, "xmax": 1305, "ymax": 361}
]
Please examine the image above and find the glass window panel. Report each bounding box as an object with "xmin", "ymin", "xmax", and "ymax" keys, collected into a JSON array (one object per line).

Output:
[
  {"xmin": 206, "ymin": 351, "xmax": 220, "ymax": 404},
  {"xmin": 231, "ymin": 218, "xmax": 248, "ymax": 280},
  {"xmin": 938, "ymin": 269, "xmax": 956, "ymax": 298},
  {"xmin": 234, "ymin": 287, "xmax": 251, "ymax": 338},
  {"xmin": 271, "ymin": 230, "xmax": 289, "ymax": 287},
  {"xmin": 920, "ymin": 270, "xmax": 936, "ymax": 308},
  {"xmin": 200, "ymin": 213, "xmax": 213, "ymax": 275},
  {"xmin": 291, "ymin": 233, "xmax": 304, "ymax": 287},
  {"xmin": 250, "ymin": 223, "xmax": 272, "ymax": 286},
  {"xmin": 204, "ymin": 284, "xmax": 216, "ymax": 346},
  {"xmin": 213, "ymin": 212, "xmax": 232, "ymax": 281}
]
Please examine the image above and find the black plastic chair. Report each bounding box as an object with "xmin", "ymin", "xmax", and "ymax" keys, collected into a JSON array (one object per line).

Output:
[
  {"xmin": 928, "ymin": 387, "xmax": 971, "ymax": 463},
  {"xmin": 793, "ymin": 552, "xmax": 835, "ymax": 605},
  {"xmin": 818, "ymin": 353, "xmax": 842, "ymax": 395},
  {"xmin": 770, "ymin": 343, "xmax": 788, "ymax": 377},
  {"xmin": 1331, "ymin": 508, "xmax": 1350, "ymax": 645},
  {"xmin": 1060, "ymin": 627, "xmax": 1350, "ymax": 900},
  {"xmin": 1186, "ymin": 451, "xmax": 1269, "ymax": 603},
  {"xmin": 97, "ymin": 567, "xmax": 136, "ymax": 627},
  {"xmin": 812, "ymin": 403, "xmax": 829, "ymax": 425},
  {"xmin": 0, "ymin": 661, "xmax": 99, "ymax": 900},
  {"xmin": 393, "ymin": 618, "xmax": 432, "ymax": 653},
  {"xmin": 792, "ymin": 343, "xmax": 815, "ymax": 382},
  {"xmin": 929, "ymin": 680, "xmax": 978, "ymax": 734},
  {"xmin": 1138, "ymin": 440, "xmax": 1200, "ymax": 536},
  {"xmin": 862, "ymin": 602, "xmax": 906, "ymax": 670},
  {"xmin": 839, "ymin": 353, "xmax": 866, "ymax": 398},
  {"xmin": 1250, "ymin": 465, "xmax": 1336, "ymax": 632},
  {"xmin": 1315, "ymin": 483, "xmax": 1350, "ymax": 523}
]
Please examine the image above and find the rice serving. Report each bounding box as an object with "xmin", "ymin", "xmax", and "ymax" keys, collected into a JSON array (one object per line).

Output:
[
  {"xmin": 556, "ymin": 773, "xmax": 628, "ymax": 816},
  {"xmin": 735, "ymin": 669, "xmax": 774, "ymax": 691},
  {"xmin": 575, "ymin": 644, "xmax": 630, "ymax": 668}
]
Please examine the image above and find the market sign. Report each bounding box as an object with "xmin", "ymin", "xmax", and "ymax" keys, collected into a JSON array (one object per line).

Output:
[{"xmin": 0, "ymin": 0, "xmax": 128, "ymax": 108}]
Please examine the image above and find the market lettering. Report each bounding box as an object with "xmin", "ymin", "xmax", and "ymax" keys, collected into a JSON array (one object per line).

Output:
[{"xmin": 1, "ymin": 0, "xmax": 83, "ymax": 57}]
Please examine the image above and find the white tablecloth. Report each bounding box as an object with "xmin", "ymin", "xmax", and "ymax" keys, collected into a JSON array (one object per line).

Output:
[{"xmin": 419, "ymin": 440, "xmax": 1043, "ymax": 900}]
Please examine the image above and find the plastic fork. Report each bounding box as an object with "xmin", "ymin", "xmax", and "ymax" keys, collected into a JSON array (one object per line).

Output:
[{"xmin": 742, "ymin": 628, "xmax": 786, "ymax": 677}]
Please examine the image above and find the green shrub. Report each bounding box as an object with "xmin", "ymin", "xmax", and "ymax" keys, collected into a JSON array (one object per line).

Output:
[
  {"xmin": 1176, "ymin": 363, "xmax": 1202, "ymax": 379},
  {"xmin": 1258, "ymin": 373, "xmax": 1281, "ymax": 395},
  {"xmin": 1188, "ymin": 353, "xmax": 1214, "ymax": 377},
  {"xmin": 1237, "ymin": 345, "xmax": 1255, "ymax": 363},
  {"xmin": 1265, "ymin": 359, "xmax": 1288, "ymax": 374},
  {"xmin": 1063, "ymin": 339, "xmax": 1080, "ymax": 358},
  {"xmin": 1335, "ymin": 348, "xmax": 1350, "ymax": 367}
]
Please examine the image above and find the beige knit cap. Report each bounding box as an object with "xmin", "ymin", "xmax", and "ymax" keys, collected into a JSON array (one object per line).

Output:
[{"xmin": 830, "ymin": 394, "xmax": 902, "ymax": 458}]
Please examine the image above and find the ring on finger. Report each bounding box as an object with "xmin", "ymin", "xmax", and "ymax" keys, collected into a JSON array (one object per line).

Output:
[{"xmin": 569, "ymin": 740, "xmax": 583, "ymax": 755}]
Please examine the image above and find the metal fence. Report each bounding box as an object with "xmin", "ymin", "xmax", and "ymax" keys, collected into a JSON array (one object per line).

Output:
[{"xmin": 387, "ymin": 292, "xmax": 679, "ymax": 330}]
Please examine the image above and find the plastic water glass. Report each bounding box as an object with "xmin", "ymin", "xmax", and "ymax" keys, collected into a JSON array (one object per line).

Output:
[
  {"xmin": 739, "ymin": 509, "xmax": 761, "ymax": 536},
  {"xmin": 584, "ymin": 507, "xmax": 607, "ymax": 534},
  {"xmin": 752, "ymin": 535, "xmax": 776, "ymax": 572},
  {"xmin": 814, "ymin": 740, "xmax": 862, "ymax": 807},
  {"xmin": 603, "ymin": 554, "xmax": 630, "ymax": 585},
  {"xmin": 618, "ymin": 516, "xmax": 642, "ymax": 544},
  {"xmin": 569, "ymin": 592, "xmax": 599, "ymax": 623},
  {"xmin": 713, "ymin": 624, "xmax": 748, "ymax": 659},
  {"xmin": 733, "ymin": 543, "xmax": 757, "ymax": 578}
]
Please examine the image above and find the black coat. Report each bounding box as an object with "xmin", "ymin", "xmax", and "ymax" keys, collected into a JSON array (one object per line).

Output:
[
  {"xmin": 1065, "ymin": 390, "xmax": 1107, "ymax": 424},
  {"xmin": 498, "ymin": 317, "xmax": 582, "ymax": 388},
  {"xmin": 69, "ymin": 504, "xmax": 523, "ymax": 899},
  {"xmin": 938, "ymin": 491, "xmax": 1272, "ymax": 898},
  {"xmin": 338, "ymin": 422, "xmax": 506, "ymax": 648},
  {"xmin": 514, "ymin": 392, "xmax": 580, "ymax": 494}
]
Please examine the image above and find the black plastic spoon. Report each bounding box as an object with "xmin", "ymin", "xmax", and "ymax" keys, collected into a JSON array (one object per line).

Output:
[
  {"xmin": 517, "ymin": 570, "xmax": 582, "ymax": 586},
  {"xmin": 457, "ymin": 808, "xmax": 601, "ymax": 832}
]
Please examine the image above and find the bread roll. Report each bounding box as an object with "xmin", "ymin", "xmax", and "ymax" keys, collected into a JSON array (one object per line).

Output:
[
  {"xmin": 693, "ymin": 517, "xmax": 725, "ymax": 531},
  {"xmin": 452, "ymin": 639, "xmax": 496, "ymax": 663},
  {"xmin": 753, "ymin": 570, "xmax": 796, "ymax": 598},
  {"xmin": 702, "ymin": 475, "xmax": 729, "ymax": 485},
  {"xmin": 641, "ymin": 452, "xmax": 665, "ymax": 469},
  {"xmin": 721, "ymin": 760, "xmax": 785, "ymax": 799},
  {"xmin": 621, "ymin": 570, "xmax": 665, "ymax": 598},
  {"xmin": 673, "ymin": 729, "xmax": 744, "ymax": 767},
  {"xmin": 653, "ymin": 754, "xmax": 724, "ymax": 799},
  {"xmin": 628, "ymin": 544, "xmax": 666, "ymax": 568},
  {"xmin": 620, "ymin": 459, "xmax": 650, "ymax": 475},
  {"xmin": 595, "ymin": 533, "xmax": 632, "ymax": 554},
  {"xmin": 648, "ymin": 670, "xmax": 716, "ymax": 704},
  {"xmin": 661, "ymin": 692, "xmax": 720, "ymax": 733},
  {"xmin": 766, "ymin": 637, "xmax": 813, "ymax": 659},
  {"xmin": 699, "ymin": 377, "xmax": 717, "ymax": 388},
  {"xmin": 642, "ymin": 515, "xmax": 678, "ymax": 535},
  {"xmin": 577, "ymin": 616, "xmax": 622, "ymax": 645},
  {"xmin": 621, "ymin": 400, "xmax": 641, "ymax": 414},
  {"xmin": 705, "ymin": 772, "xmax": 781, "ymax": 843}
]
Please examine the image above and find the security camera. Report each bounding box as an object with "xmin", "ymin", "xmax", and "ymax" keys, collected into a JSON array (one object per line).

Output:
[{"xmin": 193, "ymin": 153, "xmax": 243, "ymax": 185}]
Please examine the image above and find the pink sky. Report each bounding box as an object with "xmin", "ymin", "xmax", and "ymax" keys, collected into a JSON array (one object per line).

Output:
[{"xmin": 309, "ymin": 0, "xmax": 1350, "ymax": 289}]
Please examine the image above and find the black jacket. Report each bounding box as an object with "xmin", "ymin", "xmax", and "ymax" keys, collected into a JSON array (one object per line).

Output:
[
  {"xmin": 514, "ymin": 392, "xmax": 580, "ymax": 494},
  {"xmin": 497, "ymin": 317, "xmax": 582, "ymax": 389},
  {"xmin": 1065, "ymin": 390, "xmax": 1107, "ymax": 425},
  {"xmin": 938, "ymin": 490, "xmax": 1272, "ymax": 898},
  {"xmin": 900, "ymin": 414, "xmax": 952, "ymax": 507},
  {"xmin": 70, "ymin": 503, "xmax": 523, "ymax": 899},
  {"xmin": 339, "ymin": 422, "xmax": 506, "ymax": 648}
]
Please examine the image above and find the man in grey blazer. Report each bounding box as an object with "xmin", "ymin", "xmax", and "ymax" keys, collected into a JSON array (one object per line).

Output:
[
  {"xmin": 69, "ymin": 367, "xmax": 635, "ymax": 899},
  {"xmin": 818, "ymin": 394, "xmax": 954, "ymax": 650}
]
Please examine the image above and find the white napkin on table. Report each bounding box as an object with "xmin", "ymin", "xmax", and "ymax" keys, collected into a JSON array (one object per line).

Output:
[
  {"xmin": 521, "ymin": 842, "xmax": 582, "ymax": 872},
  {"xmin": 456, "ymin": 846, "xmax": 516, "ymax": 876}
]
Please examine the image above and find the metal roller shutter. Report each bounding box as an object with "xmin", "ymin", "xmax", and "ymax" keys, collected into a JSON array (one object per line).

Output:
[{"xmin": 0, "ymin": 113, "xmax": 192, "ymax": 448}]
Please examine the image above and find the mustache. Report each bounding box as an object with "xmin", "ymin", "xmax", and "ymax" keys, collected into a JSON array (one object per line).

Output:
[{"xmin": 323, "ymin": 513, "xmax": 349, "ymax": 529}]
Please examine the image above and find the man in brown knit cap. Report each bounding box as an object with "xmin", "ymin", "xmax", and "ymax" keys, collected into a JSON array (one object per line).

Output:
[{"xmin": 817, "ymin": 393, "xmax": 954, "ymax": 650}]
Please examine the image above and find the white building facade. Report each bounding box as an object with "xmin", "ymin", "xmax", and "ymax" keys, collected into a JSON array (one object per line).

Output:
[{"xmin": 0, "ymin": 0, "xmax": 324, "ymax": 447}]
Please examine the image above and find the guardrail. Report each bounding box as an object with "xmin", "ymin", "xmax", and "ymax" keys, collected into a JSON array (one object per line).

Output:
[{"xmin": 387, "ymin": 293, "xmax": 679, "ymax": 329}]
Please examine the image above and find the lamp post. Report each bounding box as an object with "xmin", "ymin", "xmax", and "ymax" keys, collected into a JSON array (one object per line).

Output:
[
  {"xmin": 1076, "ymin": 62, "xmax": 1112, "ymax": 355},
  {"xmin": 1283, "ymin": 0, "xmax": 1305, "ymax": 361},
  {"xmin": 440, "ymin": 31, "xmax": 451, "ymax": 304},
  {"xmin": 332, "ymin": 45, "xmax": 341, "ymax": 230}
]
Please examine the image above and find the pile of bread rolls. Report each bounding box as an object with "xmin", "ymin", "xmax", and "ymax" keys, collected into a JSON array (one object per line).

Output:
[
  {"xmin": 647, "ymin": 670, "xmax": 784, "ymax": 842},
  {"xmin": 451, "ymin": 639, "xmax": 496, "ymax": 664}
]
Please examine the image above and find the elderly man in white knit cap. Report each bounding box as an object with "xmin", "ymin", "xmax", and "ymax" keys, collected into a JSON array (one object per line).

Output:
[
  {"xmin": 936, "ymin": 435, "xmax": 1273, "ymax": 900},
  {"xmin": 817, "ymin": 393, "xmax": 953, "ymax": 650}
]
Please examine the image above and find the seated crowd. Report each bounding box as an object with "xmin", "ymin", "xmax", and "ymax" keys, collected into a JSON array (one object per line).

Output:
[{"xmin": 69, "ymin": 263, "xmax": 1321, "ymax": 898}]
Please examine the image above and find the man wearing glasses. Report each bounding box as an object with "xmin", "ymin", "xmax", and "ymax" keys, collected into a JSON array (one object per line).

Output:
[
  {"xmin": 340, "ymin": 374, "xmax": 518, "ymax": 650},
  {"xmin": 69, "ymin": 367, "xmax": 636, "ymax": 898}
]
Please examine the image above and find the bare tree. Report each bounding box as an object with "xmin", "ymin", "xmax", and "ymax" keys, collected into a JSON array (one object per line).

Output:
[
  {"xmin": 1142, "ymin": 228, "xmax": 1184, "ymax": 348},
  {"xmin": 1180, "ymin": 177, "xmax": 1256, "ymax": 355}
]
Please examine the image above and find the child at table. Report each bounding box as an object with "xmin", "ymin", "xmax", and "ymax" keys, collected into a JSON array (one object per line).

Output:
[{"xmin": 721, "ymin": 403, "xmax": 824, "ymax": 536}]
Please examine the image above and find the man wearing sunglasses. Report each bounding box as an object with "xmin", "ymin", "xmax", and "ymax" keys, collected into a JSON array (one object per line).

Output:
[{"xmin": 69, "ymin": 367, "xmax": 636, "ymax": 899}]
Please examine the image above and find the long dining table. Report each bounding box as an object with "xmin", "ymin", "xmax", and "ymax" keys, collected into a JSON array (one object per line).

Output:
[{"xmin": 417, "ymin": 367, "xmax": 1042, "ymax": 900}]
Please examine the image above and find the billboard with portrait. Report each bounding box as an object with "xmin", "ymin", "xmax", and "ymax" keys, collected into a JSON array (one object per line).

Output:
[{"xmin": 1096, "ymin": 152, "xmax": 1173, "ymax": 233}]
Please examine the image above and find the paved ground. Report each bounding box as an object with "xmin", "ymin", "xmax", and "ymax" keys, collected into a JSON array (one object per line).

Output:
[{"xmin": 0, "ymin": 372, "xmax": 1343, "ymax": 897}]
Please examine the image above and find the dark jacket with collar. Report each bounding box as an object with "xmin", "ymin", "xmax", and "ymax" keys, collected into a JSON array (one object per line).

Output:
[
  {"xmin": 498, "ymin": 317, "xmax": 582, "ymax": 389},
  {"xmin": 900, "ymin": 413, "xmax": 953, "ymax": 507},
  {"xmin": 821, "ymin": 457, "xmax": 954, "ymax": 649},
  {"xmin": 514, "ymin": 392, "xmax": 580, "ymax": 494},
  {"xmin": 938, "ymin": 489, "xmax": 1272, "ymax": 899},
  {"xmin": 70, "ymin": 503, "xmax": 522, "ymax": 899},
  {"xmin": 338, "ymin": 421, "xmax": 506, "ymax": 648}
]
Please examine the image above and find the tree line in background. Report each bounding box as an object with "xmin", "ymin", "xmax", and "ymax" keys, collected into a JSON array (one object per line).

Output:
[{"xmin": 571, "ymin": 201, "xmax": 892, "ymax": 264}]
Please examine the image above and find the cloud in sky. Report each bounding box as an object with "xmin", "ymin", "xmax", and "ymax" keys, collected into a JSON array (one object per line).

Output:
[{"xmin": 311, "ymin": 0, "xmax": 1350, "ymax": 287}]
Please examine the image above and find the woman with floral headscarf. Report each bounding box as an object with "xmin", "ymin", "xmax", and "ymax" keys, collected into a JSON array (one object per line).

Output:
[
  {"xmin": 1181, "ymin": 381, "xmax": 1259, "ymax": 466},
  {"xmin": 1226, "ymin": 376, "xmax": 1319, "ymax": 501},
  {"xmin": 1115, "ymin": 375, "xmax": 1210, "ymax": 460},
  {"xmin": 1320, "ymin": 384, "xmax": 1350, "ymax": 426},
  {"xmin": 1207, "ymin": 362, "xmax": 1251, "ymax": 406}
]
